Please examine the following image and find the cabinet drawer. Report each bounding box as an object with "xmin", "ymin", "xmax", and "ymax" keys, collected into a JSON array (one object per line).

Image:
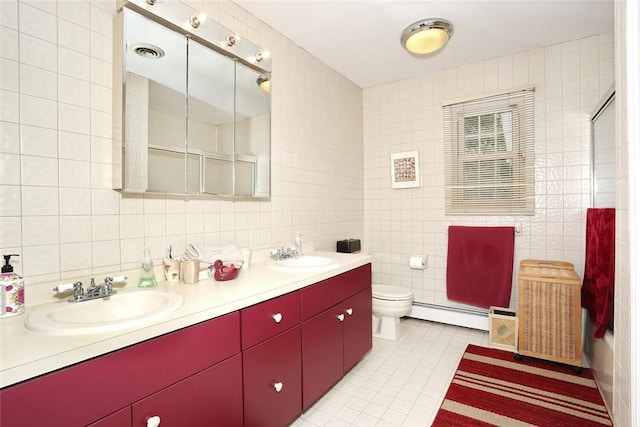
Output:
[
  {"xmin": 241, "ymin": 291, "xmax": 300, "ymax": 350},
  {"xmin": 301, "ymin": 264, "xmax": 371, "ymax": 320}
]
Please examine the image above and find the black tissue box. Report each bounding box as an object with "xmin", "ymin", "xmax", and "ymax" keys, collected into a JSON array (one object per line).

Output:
[{"xmin": 337, "ymin": 239, "xmax": 361, "ymax": 254}]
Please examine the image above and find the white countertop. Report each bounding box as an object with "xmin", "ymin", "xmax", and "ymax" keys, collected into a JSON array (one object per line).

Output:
[{"xmin": 0, "ymin": 251, "xmax": 372, "ymax": 389}]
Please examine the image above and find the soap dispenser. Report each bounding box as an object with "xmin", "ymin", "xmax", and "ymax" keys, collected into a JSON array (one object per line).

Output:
[
  {"xmin": 1, "ymin": 254, "xmax": 25, "ymax": 318},
  {"xmin": 138, "ymin": 247, "xmax": 158, "ymax": 288}
]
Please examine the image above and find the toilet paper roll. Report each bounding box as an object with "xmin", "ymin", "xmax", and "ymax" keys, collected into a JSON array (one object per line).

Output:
[{"xmin": 409, "ymin": 255, "xmax": 427, "ymax": 270}]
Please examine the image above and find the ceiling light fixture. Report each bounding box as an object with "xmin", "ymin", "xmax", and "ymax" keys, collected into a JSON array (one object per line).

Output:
[
  {"xmin": 257, "ymin": 73, "xmax": 271, "ymax": 94},
  {"xmin": 401, "ymin": 18, "xmax": 453, "ymax": 55}
]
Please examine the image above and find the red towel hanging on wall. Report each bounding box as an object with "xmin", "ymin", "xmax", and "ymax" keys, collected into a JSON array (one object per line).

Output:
[
  {"xmin": 581, "ymin": 208, "xmax": 615, "ymax": 338},
  {"xmin": 446, "ymin": 226, "xmax": 515, "ymax": 309}
]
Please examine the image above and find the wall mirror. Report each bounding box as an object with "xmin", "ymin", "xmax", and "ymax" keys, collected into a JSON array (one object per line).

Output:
[
  {"xmin": 591, "ymin": 88, "xmax": 615, "ymax": 208},
  {"xmin": 113, "ymin": 0, "xmax": 271, "ymax": 198}
]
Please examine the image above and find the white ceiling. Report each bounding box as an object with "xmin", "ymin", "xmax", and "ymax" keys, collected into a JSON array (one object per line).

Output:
[{"xmin": 234, "ymin": 0, "xmax": 614, "ymax": 88}]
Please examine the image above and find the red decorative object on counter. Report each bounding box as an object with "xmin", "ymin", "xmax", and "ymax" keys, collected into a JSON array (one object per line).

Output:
[{"xmin": 212, "ymin": 260, "xmax": 239, "ymax": 281}]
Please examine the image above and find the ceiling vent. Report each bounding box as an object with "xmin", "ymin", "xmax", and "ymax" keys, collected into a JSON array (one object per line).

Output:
[{"xmin": 130, "ymin": 43, "xmax": 165, "ymax": 59}]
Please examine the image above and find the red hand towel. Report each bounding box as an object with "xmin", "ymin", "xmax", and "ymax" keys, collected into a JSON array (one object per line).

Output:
[
  {"xmin": 581, "ymin": 208, "xmax": 615, "ymax": 338},
  {"xmin": 446, "ymin": 226, "xmax": 515, "ymax": 309}
]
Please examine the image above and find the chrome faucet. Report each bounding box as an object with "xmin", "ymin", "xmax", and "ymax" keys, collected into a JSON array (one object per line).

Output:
[
  {"xmin": 86, "ymin": 278, "xmax": 113, "ymax": 298},
  {"xmin": 270, "ymin": 247, "xmax": 299, "ymax": 261},
  {"xmin": 54, "ymin": 276, "xmax": 126, "ymax": 302}
]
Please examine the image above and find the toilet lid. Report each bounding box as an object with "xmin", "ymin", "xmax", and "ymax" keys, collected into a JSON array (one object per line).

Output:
[{"xmin": 372, "ymin": 285, "xmax": 413, "ymax": 300}]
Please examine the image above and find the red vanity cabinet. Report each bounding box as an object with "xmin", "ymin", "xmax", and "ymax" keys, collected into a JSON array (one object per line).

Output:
[
  {"xmin": 300, "ymin": 264, "xmax": 372, "ymax": 410},
  {"xmin": 1, "ymin": 262, "xmax": 372, "ymax": 427},
  {"xmin": 241, "ymin": 291, "xmax": 302, "ymax": 427},
  {"xmin": 0, "ymin": 312, "xmax": 241, "ymax": 427}
]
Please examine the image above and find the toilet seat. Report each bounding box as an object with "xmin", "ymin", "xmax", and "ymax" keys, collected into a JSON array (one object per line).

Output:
[{"xmin": 372, "ymin": 285, "xmax": 413, "ymax": 301}]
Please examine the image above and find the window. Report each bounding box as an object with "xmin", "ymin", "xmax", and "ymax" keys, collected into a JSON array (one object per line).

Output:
[{"xmin": 443, "ymin": 87, "xmax": 535, "ymax": 215}]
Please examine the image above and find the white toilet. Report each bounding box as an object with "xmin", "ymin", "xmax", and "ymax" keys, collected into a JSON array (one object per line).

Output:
[{"xmin": 372, "ymin": 285, "xmax": 414, "ymax": 340}]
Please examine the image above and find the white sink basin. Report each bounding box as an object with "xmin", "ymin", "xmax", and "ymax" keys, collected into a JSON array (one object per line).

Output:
[
  {"xmin": 25, "ymin": 288, "xmax": 184, "ymax": 335},
  {"xmin": 269, "ymin": 255, "xmax": 338, "ymax": 271}
]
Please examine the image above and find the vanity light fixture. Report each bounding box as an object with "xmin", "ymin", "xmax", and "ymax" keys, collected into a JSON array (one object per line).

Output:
[
  {"xmin": 254, "ymin": 50, "xmax": 270, "ymax": 63},
  {"xmin": 401, "ymin": 18, "xmax": 453, "ymax": 55},
  {"xmin": 257, "ymin": 73, "xmax": 271, "ymax": 94},
  {"xmin": 226, "ymin": 34, "xmax": 238, "ymax": 47},
  {"xmin": 189, "ymin": 15, "xmax": 201, "ymax": 28},
  {"xmin": 189, "ymin": 12, "xmax": 208, "ymax": 29}
]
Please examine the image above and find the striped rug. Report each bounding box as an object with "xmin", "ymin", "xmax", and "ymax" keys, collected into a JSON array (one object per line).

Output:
[{"xmin": 432, "ymin": 344, "xmax": 612, "ymax": 426}]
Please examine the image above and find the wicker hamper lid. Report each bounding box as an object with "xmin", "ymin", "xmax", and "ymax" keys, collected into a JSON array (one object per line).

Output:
[{"xmin": 519, "ymin": 259, "xmax": 579, "ymax": 280}]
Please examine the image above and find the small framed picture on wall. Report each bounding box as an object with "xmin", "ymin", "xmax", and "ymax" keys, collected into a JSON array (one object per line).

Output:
[{"xmin": 390, "ymin": 151, "xmax": 420, "ymax": 189}]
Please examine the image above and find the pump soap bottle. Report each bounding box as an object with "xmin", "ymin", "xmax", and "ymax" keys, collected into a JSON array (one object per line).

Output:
[
  {"xmin": 1, "ymin": 254, "xmax": 25, "ymax": 318},
  {"xmin": 138, "ymin": 247, "xmax": 158, "ymax": 288}
]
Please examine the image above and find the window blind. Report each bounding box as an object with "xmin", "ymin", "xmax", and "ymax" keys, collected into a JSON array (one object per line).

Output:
[{"xmin": 443, "ymin": 86, "xmax": 535, "ymax": 215}]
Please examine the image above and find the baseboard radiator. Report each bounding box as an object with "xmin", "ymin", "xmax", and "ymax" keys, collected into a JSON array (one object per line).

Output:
[{"xmin": 408, "ymin": 302, "xmax": 489, "ymax": 331}]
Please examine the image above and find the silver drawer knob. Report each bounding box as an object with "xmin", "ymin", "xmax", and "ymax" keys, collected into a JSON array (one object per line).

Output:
[
  {"xmin": 337, "ymin": 313, "xmax": 345, "ymax": 322},
  {"xmin": 272, "ymin": 312, "xmax": 283, "ymax": 323},
  {"xmin": 147, "ymin": 416, "xmax": 161, "ymax": 427},
  {"xmin": 346, "ymin": 308, "xmax": 353, "ymax": 316},
  {"xmin": 273, "ymin": 382, "xmax": 283, "ymax": 393}
]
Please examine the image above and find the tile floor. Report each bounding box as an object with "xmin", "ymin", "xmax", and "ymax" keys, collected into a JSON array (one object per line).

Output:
[{"xmin": 293, "ymin": 318, "xmax": 490, "ymax": 427}]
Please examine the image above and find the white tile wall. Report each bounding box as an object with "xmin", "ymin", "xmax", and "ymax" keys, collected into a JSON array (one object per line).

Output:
[
  {"xmin": 20, "ymin": 125, "xmax": 57, "ymax": 157},
  {"xmin": 59, "ymin": 131, "xmax": 90, "ymax": 161},
  {"xmin": 0, "ymin": 122, "xmax": 19, "ymax": 153},
  {"xmin": 20, "ymin": 64, "xmax": 57, "ymax": 100},
  {"xmin": 363, "ymin": 33, "xmax": 614, "ymax": 311},
  {"xmin": 0, "ymin": 0, "xmax": 364, "ymax": 284},
  {"xmin": 4, "ymin": 10, "xmax": 628, "ymax": 423},
  {"xmin": 0, "ymin": 185, "xmax": 21, "ymax": 216},
  {"xmin": 21, "ymin": 155, "xmax": 58, "ymax": 186}
]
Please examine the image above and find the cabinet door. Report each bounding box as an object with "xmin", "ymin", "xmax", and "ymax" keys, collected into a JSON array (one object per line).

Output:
[
  {"xmin": 243, "ymin": 326, "xmax": 302, "ymax": 427},
  {"xmin": 132, "ymin": 354, "xmax": 243, "ymax": 427},
  {"xmin": 301, "ymin": 306, "xmax": 344, "ymax": 410},
  {"xmin": 342, "ymin": 287, "xmax": 372, "ymax": 373},
  {"xmin": 87, "ymin": 407, "xmax": 131, "ymax": 427}
]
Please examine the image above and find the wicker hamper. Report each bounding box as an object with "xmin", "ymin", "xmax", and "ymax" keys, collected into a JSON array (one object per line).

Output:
[{"xmin": 517, "ymin": 259, "xmax": 582, "ymax": 367}]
